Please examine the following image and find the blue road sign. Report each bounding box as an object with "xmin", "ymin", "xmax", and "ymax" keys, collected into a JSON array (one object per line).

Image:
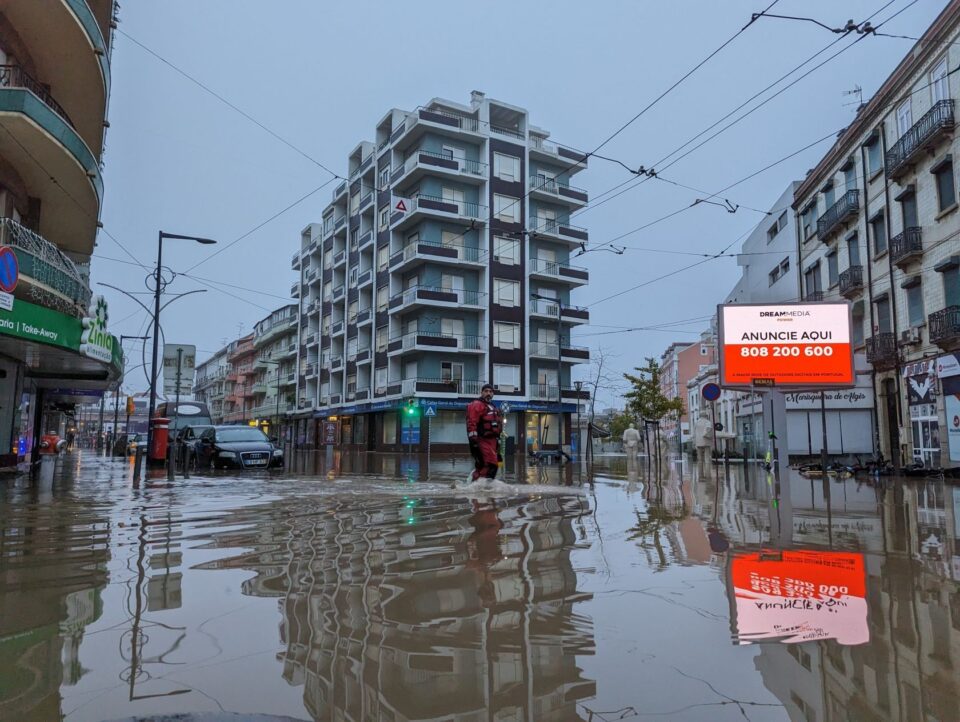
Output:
[
  {"xmin": 0, "ymin": 246, "xmax": 18, "ymax": 293},
  {"xmin": 423, "ymin": 402, "xmax": 437, "ymax": 417},
  {"xmin": 702, "ymin": 382, "xmax": 721, "ymax": 401}
]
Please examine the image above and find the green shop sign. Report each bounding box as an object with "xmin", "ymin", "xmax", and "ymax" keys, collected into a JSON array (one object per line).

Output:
[{"xmin": 0, "ymin": 299, "xmax": 82, "ymax": 351}]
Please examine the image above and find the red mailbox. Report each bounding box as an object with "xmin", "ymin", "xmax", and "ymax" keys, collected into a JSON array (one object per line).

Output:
[{"xmin": 150, "ymin": 417, "xmax": 170, "ymax": 462}]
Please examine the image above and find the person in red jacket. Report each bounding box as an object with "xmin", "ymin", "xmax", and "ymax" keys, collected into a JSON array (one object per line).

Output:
[{"xmin": 466, "ymin": 383, "xmax": 503, "ymax": 481}]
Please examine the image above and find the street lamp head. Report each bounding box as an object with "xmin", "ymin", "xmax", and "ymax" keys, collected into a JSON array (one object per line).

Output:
[
  {"xmin": 574, "ymin": 380, "xmax": 583, "ymax": 391},
  {"xmin": 159, "ymin": 231, "xmax": 217, "ymax": 245}
]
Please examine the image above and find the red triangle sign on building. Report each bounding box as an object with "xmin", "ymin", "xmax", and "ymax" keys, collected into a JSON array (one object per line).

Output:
[{"xmin": 395, "ymin": 199, "xmax": 408, "ymax": 213}]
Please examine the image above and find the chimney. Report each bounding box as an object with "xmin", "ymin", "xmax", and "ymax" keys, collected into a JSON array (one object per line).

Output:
[{"xmin": 470, "ymin": 90, "xmax": 485, "ymax": 109}]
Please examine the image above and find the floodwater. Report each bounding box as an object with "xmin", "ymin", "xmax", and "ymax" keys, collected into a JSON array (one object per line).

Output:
[{"xmin": 1, "ymin": 452, "xmax": 958, "ymax": 722}]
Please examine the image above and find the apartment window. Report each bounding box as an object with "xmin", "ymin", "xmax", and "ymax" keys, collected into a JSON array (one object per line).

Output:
[
  {"xmin": 870, "ymin": 212, "xmax": 887, "ymax": 255},
  {"xmin": 769, "ymin": 257, "xmax": 789, "ymax": 286},
  {"xmin": 375, "ymin": 326, "xmax": 388, "ymax": 351},
  {"xmin": 493, "ymin": 278, "xmax": 520, "ymax": 307},
  {"xmin": 377, "ymin": 245, "xmax": 389, "ymax": 271},
  {"xmin": 904, "ymin": 278, "xmax": 924, "ymax": 326},
  {"xmin": 350, "ymin": 192, "xmax": 360, "ymax": 215},
  {"xmin": 493, "ymin": 152, "xmax": 520, "ymax": 182},
  {"xmin": 899, "ymin": 188, "xmax": 919, "ymax": 229},
  {"xmin": 896, "ymin": 99, "xmax": 913, "ymax": 137},
  {"xmin": 323, "ymin": 282, "xmax": 332, "ymax": 301},
  {"xmin": 379, "ymin": 166, "xmax": 390, "ymax": 189},
  {"xmin": 844, "ymin": 164, "xmax": 857, "ymax": 191},
  {"xmin": 700, "ymin": 345, "xmax": 709, "ymax": 356},
  {"xmin": 939, "ymin": 260, "xmax": 960, "ymax": 306},
  {"xmin": 379, "ymin": 207, "xmax": 390, "ymax": 230},
  {"xmin": 375, "ymin": 366, "xmax": 387, "ymax": 391},
  {"xmin": 827, "ymin": 250, "xmax": 839, "ymax": 287},
  {"xmin": 777, "ymin": 210, "xmax": 788, "ymax": 232},
  {"xmin": 323, "ymin": 251, "xmax": 333, "ymax": 270},
  {"xmin": 852, "ymin": 309, "xmax": 865, "ymax": 347},
  {"xmin": 441, "ymin": 361, "xmax": 464, "ymax": 387},
  {"xmin": 875, "ymin": 295, "xmax": 892, "ymax": 334},
  {"xmin": 322, "ymin": 316, "xmax": 331, "ymax": 335},
  {"xmin": 349, "ymin": 266, "xmax": 358, "ymax": 286},
  {"xmin": 493, "ymin": 364, "xmax": 520, "ymax": 391},
  {"xmin": 493, "ymin": 321, "xmax": 521, "ymax": 349},
  {"xmin": 932, "ymin": 57, "xmax": 950, "ymax": 103},
  {"xmin": 823, "ymin": 182, "xmax": 835, "ymax": 209},
  {"xmin": 405, "ymin": 230, "xmax": 420, "ymax": 247},
  {"xmin": 866, "ymin": 137, "xmax": 883, "ymax": 176},
  {"xmin": 800, "ymin": 202, "xmax": 817, "ymax": 239},
  {"xmin": 376, "ymin": 285, "xmax": 388, "ymax": 311},
  {"xmin": 493, "ymin": 236, "xmax": 520, "ymax": 265},
  {"xmin": 847, "ymin": 233, "xmax": 861, "ymax": 267},
  {"xmin": 804, "ymin": 263, "xmax": 821, "ymax": 297},
  {"xmin": 932, "ymin": 155, "xmax": 956, "ymax": 212},
  {"xmin": 493, "ymin": 194, "xmax": 519, "ymax": 222},
  {"xmin": 766, "ymin": 221, "xmax": 779, "ymax": 243}
]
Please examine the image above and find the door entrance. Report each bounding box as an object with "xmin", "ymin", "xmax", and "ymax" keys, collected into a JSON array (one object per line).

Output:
[{"xmin": 884, "ymin": 378, "xmax": 900, "ymax": 467}]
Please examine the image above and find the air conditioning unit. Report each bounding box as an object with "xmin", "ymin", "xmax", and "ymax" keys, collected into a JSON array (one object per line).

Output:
[{"xmin": 900, "ymin": 328, "xmax": 922, "ymax": 345}]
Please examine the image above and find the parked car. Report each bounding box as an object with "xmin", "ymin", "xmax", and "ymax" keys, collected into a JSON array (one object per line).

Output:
[
  {"xmin": 174, "ymin": 424, "xmax": 215, "ymax": 467},
  {"xmin": 194, "ymin": 425, "xmax": 283, "ymax": 470}
]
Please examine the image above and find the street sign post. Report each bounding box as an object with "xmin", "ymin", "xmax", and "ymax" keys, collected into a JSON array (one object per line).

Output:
[{"xmin": 162, "ymin": 344, "xmax": 196, "ymax": 397}]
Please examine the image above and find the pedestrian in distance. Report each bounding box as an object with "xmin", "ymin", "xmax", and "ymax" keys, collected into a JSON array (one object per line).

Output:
[{"xmin": 466, "ymin": 383, "xmax": 503, "ymax": 482}]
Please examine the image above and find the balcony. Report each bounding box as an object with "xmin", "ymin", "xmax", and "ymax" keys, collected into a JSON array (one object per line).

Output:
[
  {"xmin": 291, "ymin": 251, "xmax": 301, "ymax": 270},
  {"xmin": 865, "ymin": 332, "xmax": 898, "ymax": 370},
  {"xmin": 530, "ymin": 218, "xmax": 589, "ymax": 246},
  {"xmin": 331, "ymin": 319, "xmax": 344, "ymax": 336},
  {"xmin": 391, "ymin": 107, "xmax": 483, "ymax": 151},
  {"xmin": 357, "ymin": 230, "xmax": 373, "ymax": 250},
  {"xmin": 390, "ymin": 241, "xmax": 488, "ymax": 273},
  {"xmin": 529, "ymin": 136, "xmax": 589, "ymax": 172},
  {"xmin": 838, "ymin": 265, "xmax": 864, "ymax": 298},
  {"xmin": 886, "ymin": 100, "xmax": 955, "ymax": 180},
  {"xmin": 929, "ymin": 306, "xmax": 960, "ymax": 348},
  {"xmin": 529, "ymin": 176, "xmax": 589, "ymax": 206},
  {"xmin": 528, "ymin": 384, "xmax": 559, "ymax": 401},
  {"xmin": 390, "ymin": 194, "xmax": 486, "ymax": 231},
  {"xmin": 817, "ymin": 190, "xmax": 859, "ymax": 240},
  {"xmin": 528, "ymin": 257, "xmax": 589, "ymax": 286},
  {"xmin": 393, "ymin": 149, "xmax": 488, "ymax": 187},
  {"xmin": 890, "ymin": 227, "xmax": 922, "ymax": 268},
  {"xmin": 356, "ymin": 308, "xmax": 373, "ymax": 326},
  {"xmin": 400, "ymin": 377, "xmax": 484, "ymax": 396},
  {"xmin": 389, "ymin": 285, "xmax": 486, "ymax": 312},
  {"xmin": 528, "ymin": 341, "xmax": 591, "ymax": 362},
  {"xmin": 251, "ymin": 382, "xmax": 269, "ymax": 395},
  {"xmin": 290, "ymin": 282, "xmax": 300, "ymax": 298},
  {"xmin": 357, "ymin": 269, "xmax": 373, "ymax": 288},
  {"xmin": 389, "ymin": 331, "xmax": 485, "ymax": 356},
  {"xmin": 0, "ymin": 218, "xmax": 92, "ymax": 316},
  {"xmin": 529, "ymin": 299, "xmax": 590, "ymax": 325},
  {"xmin": 334, "ymin": 250, "xmax": 346, "ymax": 267},
  {"xmin": 332, "ymin": 285, "xmax": 345, "ymax": 302},
  {"xmin": 804, "ymin": 291, "xmax": 824, "ymax": 302}
]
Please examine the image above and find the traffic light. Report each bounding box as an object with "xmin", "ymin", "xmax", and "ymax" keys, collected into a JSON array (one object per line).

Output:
[
  {"xmin": 405, "ymin": 398, "xmax": 419, "ymax": 417},
  {"xmin": 126, "ymin": 396, "xmax": 135, "ymax": 416}
]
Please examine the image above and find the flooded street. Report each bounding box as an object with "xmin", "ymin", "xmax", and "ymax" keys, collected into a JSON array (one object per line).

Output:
[{"xmin": 1, "ymin": 453, "xmax": 958, "ymax": 721}]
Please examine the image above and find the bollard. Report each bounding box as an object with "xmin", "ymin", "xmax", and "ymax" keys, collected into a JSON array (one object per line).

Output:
[
  {"xmin": 132, "ymin": 446, "xmax": 143, "ymax": 485},
  {"xmin": 167, "ymin": 441, "xmax": 175, "ymax": 481},
  {"xmin": 183, "ymin": 445, "xmax": 191, "ymax": 479}
]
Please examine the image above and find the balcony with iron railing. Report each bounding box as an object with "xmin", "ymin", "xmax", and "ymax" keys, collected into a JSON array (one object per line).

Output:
[
  {"xmin": 529, "ymin": 218, "xmax": 589, "ymax": 245},
  {"xmin": 529, "ymin": 135, "xmax": 589, "ymax": 170},
  {"xmin": 0, "ymin": 65, "xmax": 72, "ymax": 127},
  {"xmin": 817, "ymin": 189, "xmax": 859, "ymax": 240},
  {"xmin": 391, "ymin": 194, "xmax": 487, "ymax": 229},
  {"xmin": 804, "ymin": 290, "xmax": 824, "ymax": 302},
  {"xmin": 929, "ymin": 306, "xmax": 960, "ymax": 347},
  {"xmin": 389, "ymin": 285, "xmax": 486, "ymax": 311},
  {"xmin": 838, "ymin": 265, "xmax": 864, "ymax": 298},
  {"xmin": 390, "ymin": 240, "xmax": 488, "ymax": 272},
  {"xmin": 865, "ymin": 332, "xmax": 898, "ymax": 370},
  {"xmin": 392, "ymin": 107, "xmax": 483, "ymax": 149},
  {"xmin": 529, "ymin": 299, "xmax": 590, "ymax": 324},
  {"xmin": 528, "ymin": 176, "xmax": 589, "ymax": 205},
  {"xmin": 400, "ymin": 377, "xmax": 484, "ymax": 396},
  {"xmin": 886, "ymin": 100, "xmax": 955, "ymax": 179},
  {"xmin": 0, "ymin": 218, "xmax": 92, "ymax": 316},
  {"xmin": 890, "ymin": 227, "xmax": 922, "ymax": 268},
  {"xmin": 389, "ymin": 331, "xmax": 485, "ymax": 355},
  {"xmin": 393, "ymin": 149, "xmax": 487, "ymax": 186},
  {"xmin": 528, "ymin": 257, "xmax": 589, "ymax": 285},
  {"xmin": 529, "ymin": 341, "xmax": 591, "ymax": 362}
]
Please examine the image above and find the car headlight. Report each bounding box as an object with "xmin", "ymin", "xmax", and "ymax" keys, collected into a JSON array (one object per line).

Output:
[
  {"xmin": 218, "ymin": 451, "xmax": 237, "ymax": 459},
  {"xmin": 272, "ymin": 449, "xmax": 283, "ymax": 456}
]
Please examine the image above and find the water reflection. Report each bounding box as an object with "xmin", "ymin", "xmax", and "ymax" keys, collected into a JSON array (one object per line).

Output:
[{"xmin": 199, "ymin": 491, "xmax": 596, "ymax": 720}]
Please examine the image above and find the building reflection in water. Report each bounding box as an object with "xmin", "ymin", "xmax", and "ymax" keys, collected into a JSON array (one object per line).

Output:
[
  {"xmin": 205, "ymin": 492, "xmax": 597, "ymax": 721},
  {"xmin": 634, "ymin": 463, "xmax": 960, "ymax": 722},
  {"xmin": 0, "ymin": 485, "xmax": 110, "ymax": 720}
]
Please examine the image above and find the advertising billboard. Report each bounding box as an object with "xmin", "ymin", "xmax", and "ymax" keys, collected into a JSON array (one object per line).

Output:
[
  {"xmin": 718, "ymin": 303, "xmax": 854, "ymax": 388},
  {"xmin": 729, "ymin": 550, "xmax": 868, "ymax": 645}
]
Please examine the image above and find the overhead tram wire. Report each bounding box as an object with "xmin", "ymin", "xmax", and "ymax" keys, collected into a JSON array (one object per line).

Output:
[{"xmin": 117, "ymin": 29, "xmax": 342, "ymax": 181}]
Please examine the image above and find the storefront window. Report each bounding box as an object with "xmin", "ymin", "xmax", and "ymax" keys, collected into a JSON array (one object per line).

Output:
[{"xmin": 382, "ymin": 412, "xmax": 396, "ymax": 445}]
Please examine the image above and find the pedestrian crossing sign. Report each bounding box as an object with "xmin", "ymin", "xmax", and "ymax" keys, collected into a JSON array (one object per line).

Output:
[{"xmin": 423, "ymin": 403, "xmax": 437, "ymax": 417}]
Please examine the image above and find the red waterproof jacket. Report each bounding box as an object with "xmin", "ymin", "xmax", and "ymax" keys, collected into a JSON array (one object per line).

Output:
[{"xmin": 466, "ymin": 399, "xmax": 502, "ymax": 439}]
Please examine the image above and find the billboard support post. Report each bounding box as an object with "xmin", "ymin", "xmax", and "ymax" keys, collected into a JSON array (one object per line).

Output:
[{"xmin": 820, "ymin": 391, "xmax": 829, "ymax": 472}]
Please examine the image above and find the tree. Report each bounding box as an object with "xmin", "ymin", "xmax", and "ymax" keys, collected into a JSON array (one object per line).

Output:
[
  {"xmin": 582, "ymin": 346, "xmax": 624, "ymax": 460},
  {"xmin": 608, "ymin": 410, "xmax": 636, "ymax": 442},
  {"xmin": 623, "ymin": 357, "xmax": 685, "ymax": 422}
]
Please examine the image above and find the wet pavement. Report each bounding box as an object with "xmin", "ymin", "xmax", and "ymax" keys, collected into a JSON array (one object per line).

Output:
[{"xmin": 1, "ymin": 452, "xmax": 958, "ymax": 721}]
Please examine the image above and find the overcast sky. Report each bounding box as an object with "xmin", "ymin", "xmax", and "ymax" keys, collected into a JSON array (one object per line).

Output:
[{"xmin": 94, "ymin": 0, "xmax": 945, "ymax": 404}]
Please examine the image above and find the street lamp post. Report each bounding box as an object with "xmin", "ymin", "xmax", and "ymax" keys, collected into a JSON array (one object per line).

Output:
[
  {"xmin": 531, "ymin": 292, "xmax": 564, "ymax": 451},
  {"xmin": 146, "ymin": 231, "xmax": 216, "ymax": 462},
  {"xmin": 112, "ymin": 334, "xmax": 149, "ymax": 456},
  {"xmin": 574, "ymin": 379, "xmax": 583, "ymax": 459}
]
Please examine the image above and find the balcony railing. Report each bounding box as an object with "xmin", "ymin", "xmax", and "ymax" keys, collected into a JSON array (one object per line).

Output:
[
  {"xmin": 886, "ymin": 100, "xmax": 955, "ymax": 179},
  {"xmin": 396, "ymin": 149, "xmax": 487, "ymax": 180},
  {"xmin": 390, "ymin": 285, "xmax": 486, "ymax": 309},
  {"xmin": 528, "ymin": 257, "xmax": 589, "ymax": 283},
  {"xmin": 490, "ymin": 125, "xmax": 524, "ymax": 140},
  {"xmin": 865, "ymin": 332, "xmax": 898, "ymax": 369},
  {"xmin": 530, "ymin": 218, "xmax": 589, "ymax": 243},
  {"xmin": 804, "ymin": 291, "xmax": 824, "ymax": 302},
  {"xmin": 393, "ymin": 331, "xmax": 485, "ymax": 353},
  {"xmin": 929, "ymin": 306, "xmax": 960, "ymax": 346},
  {"xmin": 528, "ymin": 176, "xmax": 589, "ymax": 204},
  {"xmin": 392, "ymin": 194, "xmax": 486, "ymax": 222},
  {"xmin": 838, "ymin": 265, "xmax": 864, "ymax": 298},
  {"xmin": 530, "ymin": 136, "xmax": 589, "ymax": 165},
  {"xmin": 0, "ymin": 65, "xmax": 72, "ymax": 126},
  {"xmin": 529, "ymin": 383, "xmax": 560, "ymax": 400},
  {"xmin": 817, "ymin": 189, "xmax": 859, "ymax": 240},
  {"xmin": 391, "ymin": 240, "xmax": 488, "ymax": 269},
  {"xmin": 0, "ymin": 218, "xmax": 92, "ymax": 316},
  {"xmin": 890, "ymin": 227, "xmax": 922, "ymax": 267},
  {"xmin": 400, "ymin": 377, "xmax": 484, "ymax": 396}
]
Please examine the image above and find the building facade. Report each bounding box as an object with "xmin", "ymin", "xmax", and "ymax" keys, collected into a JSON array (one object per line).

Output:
[
  {"xmin": 794, "ymin": 1, "xmax": 960, "ymax": 468},
  {"xmin": 290, "ymin": 92, "xmax": 590, "ymax": 452},
  {"xmin": 659, "ymin": 333, "xmax": 716, "ymax": 449},
  {"xmin": 222, "ymin": 334, "xmax": 255, "ymax": 424},
  {"xmin": 194, "ymin": 346, "xmax": 229, "ymax": 424},
  {"xmin": 0, "ymin": 1, "xmax": 122, "ymax": 468},
  {"xmin": 249, "ymin": 303, "xmax": 297, "ymax": 434}
]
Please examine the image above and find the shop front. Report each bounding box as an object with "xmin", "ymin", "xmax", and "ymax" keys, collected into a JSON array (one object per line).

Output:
[
  {"xmin": 937, "ymin": 353, "xmax": 960, "ymax": 467},
  {"xmin": 904, "ymin": 359, "xmax": 941, "ymax": 468}
]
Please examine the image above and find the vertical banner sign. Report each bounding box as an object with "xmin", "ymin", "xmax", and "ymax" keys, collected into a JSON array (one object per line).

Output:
[
  {"xmin": 729, "ymin": 550, "xmax": 868, "ymax": 645},
  {"xmin": 162, "ymin": 344, "xmax": 197, "ymax": 396},
  {"xmin": 718, "ymin": 303, "xmax": 854, "ymax": 388}
]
